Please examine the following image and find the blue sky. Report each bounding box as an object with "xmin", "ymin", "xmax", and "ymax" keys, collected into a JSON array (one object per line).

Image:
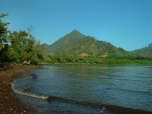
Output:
[{"xmin": 0, "ymin": 0, "xmax": 152, "ymax": 50}]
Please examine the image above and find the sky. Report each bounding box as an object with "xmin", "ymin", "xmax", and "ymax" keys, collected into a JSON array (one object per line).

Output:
[{"xmin": 0, "ymin": 0, "xmax": 152, "ymax": 50}]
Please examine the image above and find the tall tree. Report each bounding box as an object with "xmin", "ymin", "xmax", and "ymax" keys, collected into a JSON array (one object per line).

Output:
[{"xmin": 0, "ymin": 13, "xmax": 10, "ymax": 62}]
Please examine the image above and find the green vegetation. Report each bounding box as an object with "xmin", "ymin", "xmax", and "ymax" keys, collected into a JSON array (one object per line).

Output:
[
  {"xmin": 0, "ymin": 13, "xmax": 152, "ymax": 65},
  {"xmin": 48, "ymin": 30, "xmax": 152, "ymax": 64},
  {"xmin": 0, "ymin": 13, "xmax": 44, "ymax": 64},
  {"xmin": 132, "ymin": 43, "xmax": 152, "ymax": 58},
  {"xmin": 49, "ymin": 30, "xmax": 126, "ymax": 56}
]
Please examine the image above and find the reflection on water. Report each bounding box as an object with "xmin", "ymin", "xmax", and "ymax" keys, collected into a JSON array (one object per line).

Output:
[{"xmin": 13, "ymin": 65, "xmax": 152, "ymax": 114}]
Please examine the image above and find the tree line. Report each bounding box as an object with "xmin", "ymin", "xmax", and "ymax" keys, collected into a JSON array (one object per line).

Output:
[
  {"xmin": 0, "ymin": 13, "xmax": 44, "ymax": 64},
  {"xmin": 1, "ymin": 12, "xmax": 152, "ymax": 65}
]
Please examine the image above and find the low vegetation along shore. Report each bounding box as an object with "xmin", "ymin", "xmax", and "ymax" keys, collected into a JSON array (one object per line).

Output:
[{"xmin": 0, "ymin": 65, "xmax": 38, "ymax": 114}]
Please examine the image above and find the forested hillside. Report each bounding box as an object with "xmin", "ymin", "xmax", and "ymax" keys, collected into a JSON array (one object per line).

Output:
[
  {"xmin": 0, "ymin": 13, "xmax": 152, "ymax": 64},
  {"xmin": 133, "ymin": 43, "xmax": 152, "ymax": 58},
  {"xmin": 48, "ymin": 30, "xmax": 129, "ymax": 63}
]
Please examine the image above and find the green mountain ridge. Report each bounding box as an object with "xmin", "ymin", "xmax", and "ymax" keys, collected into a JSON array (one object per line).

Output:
[
  {"xmin": 49, "ymin": 30, "xmax": 127, "ymax": 57},
  {"xmin": 133, "ymin": 43, "xmax": 152, "ymax": 58},
  {"xmin": 46, "ymin": 30, "xmax": 152, "ymax": 64}
]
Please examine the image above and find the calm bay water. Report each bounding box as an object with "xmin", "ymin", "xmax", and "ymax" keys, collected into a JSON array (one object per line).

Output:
[{"xmin": 13, "ymin": 65, "xmax": 152, "ymax": 114}]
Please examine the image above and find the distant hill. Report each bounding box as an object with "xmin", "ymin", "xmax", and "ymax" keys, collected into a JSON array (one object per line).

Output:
[
  {"xmin": 133, "ymin": 43, "xmax": 152, "ymax": 58},
  {"xmin": 49, "ymin": 30, "xmax": 127, "ymax": 58}
]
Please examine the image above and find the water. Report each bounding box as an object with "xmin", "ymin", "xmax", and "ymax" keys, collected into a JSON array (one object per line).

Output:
[{"xmin": 13, "ymin": 64, "xmax": 152, "ymax": 114}]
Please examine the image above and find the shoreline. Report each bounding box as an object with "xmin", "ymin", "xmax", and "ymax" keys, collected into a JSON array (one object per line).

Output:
[
  {"xmin": 0, "ymin": 64, "xmax": 38, "ymax": 114},
  {"xmin": 12, "ymin": 80, "xmax": 152, "ymax": 114},
  {"xmin": 1, "ymin": 64, "xmax": 152, "ymax": 114},
  {"xmin": 40, "ymin": 62, "xmax": 152, "ymax": 66}
]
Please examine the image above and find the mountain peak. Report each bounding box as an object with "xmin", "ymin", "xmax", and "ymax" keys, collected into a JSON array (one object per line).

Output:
[
  {"xmin": 50, "ymin": 30, "xmax": 125, "ymax": 57},
  {"xmin": 64, "ymin": 29, "xmax": 86, "ymax": 39},
  {"xmin": 71, "ymin": 29, "xmax": 81, "ymax": 33},
  {"xmin": 69, "ymin": 29, "xmax": 83, "ymax": 36}
]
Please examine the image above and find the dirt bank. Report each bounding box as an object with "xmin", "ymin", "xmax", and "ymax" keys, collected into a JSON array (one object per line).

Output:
[{"xmin": 0, "ymin": 65, "xmax": 38, "ymax": 114}]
